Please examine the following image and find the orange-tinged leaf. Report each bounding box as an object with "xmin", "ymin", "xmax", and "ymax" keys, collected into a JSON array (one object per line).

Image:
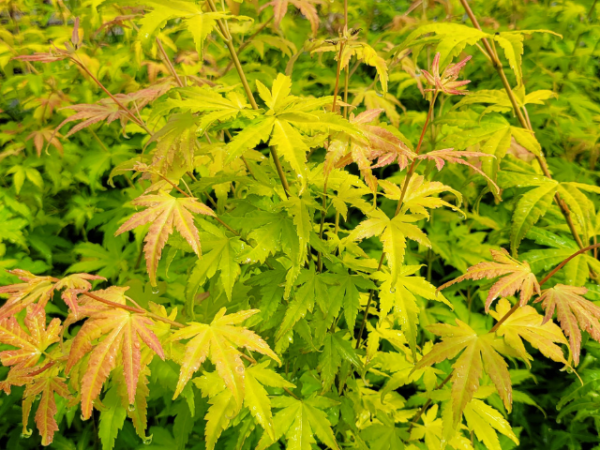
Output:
[
  {"xmin": 115, "ymin": 193, "xmax": 215, "ymax": 286},
  {"xmin": 0, "ymin": 270, "xmax": 57, "ymax": 319},
  {"xmin": 419, "ymin": 149, "xmax": 499, "ymax": 195},
  {"xmin": 170, "ymin": 308, "xmax": 280, "ymax": 406},
  {"xmin": 54, "ymin": 273, "xmax": 105, "ymax": 315},
  {"xmin": 416, "ymin": 320, "xmax": 512, "ymax": 424},
  {"xmin": 261, "ymin": 0, "xmax": 323, "ymax": 36},
  {"xmin": 490, "ymin": 298, "xmax": 569, "ymax": 366},
  {"xmin": 439, "ymin": 248, "xmax": 540, "ymax": 312},
  {"xmin": 66, "ymin": 302, "xmax": 164, "ymax": 418},
  {"xmin": 535, "ymin": 284, "xmax": 600, "ymax": 365},
  {"xmin": 23, "ymin": 372, "xmax": 71, "ymax": 446},
  {"xmin": 0, "ymin": 306, "xmax": 60, "ymax": 369},
  {"xmin": 55, "ymin": 86, "xmax": 171, "ymax": 138},
  {"xmin": 327, "ymin": 109, "xmax": 414, "ymax": 192}
]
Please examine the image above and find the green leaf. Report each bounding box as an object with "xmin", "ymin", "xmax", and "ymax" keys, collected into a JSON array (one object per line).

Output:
[
  {"xmin": 226, "ymin": 117, "xmax": 276, "ymax": 163},
  {"xmin": 173, "ymin": 402, "xmax": 194, "ymax": 450},
  {"xmin": 187, "ymin": 227, "xmax": 242, "ymax": 301},
  {"xmin": 511, "ymin": 127, "xmax": 542, "ymax": 157},
  {"xmin": 510, "ymin": 182, "xmax": 558, "ymax": 255},
  {"xmin": 99, "ymin": 386, "xmax": 127, "ymax": 450},
  {"xmin": 256, "ymin": 398, "xmax": 340, "ymax": 450}
]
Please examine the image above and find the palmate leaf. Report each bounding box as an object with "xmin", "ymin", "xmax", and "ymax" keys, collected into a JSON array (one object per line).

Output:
[
  {"xmin": 54, "ymin": 273, "xmax": 106, "ymax": 315},
  {"xmin": 415, "ymin": 319, "xmax": 512, "ymax": 425},
  {"xmin": 65, "ymin": 290, "xmax": 165, "ymax": 419},
  {"xmin": 256, "ymin": 397, "xmax": 340, "ymax": 450},
  {"xmin": 536, "ymin": 284, "xmax": 600, "ymax": 365},
  {"xmin": 0, "ymin": 270, "xmax": 56, "ymax": 319},
  {"xmin": 418, "ymin": 149, "xmax": 500, "ymax": 196},
  {"xmin": 327, "ymin": 109, "xmax": 414, "ymax": 192},
  {"xmin": 145, "ymin": 113, "xmax": 198, "ymax": 181},
  {"xmin": 169, "ymin": 308, "xmax": 281, "ymax": 406},
  {"xmin": 195, "ymin": 363, "xmax": 295, "ymax": 447},
  {"xmin": 56, "ymin": 86, "xmax": 171, "ymax": 138},
  {"xmin": 138, "ymin": 0, "xmax": 250, "ymax": 54},
  {"xmin": 439, "ymin": 248, "xmax": 540, "ymax": 312},
  {"xmin": 490, "ymin": 298, "xmax": 569, "ymax": 367},
  {"xmin": 99, "ymin": 385, "xmax": 127, "ymax": 450},
  {"xmin": 510, "ymin": 180, "xmax": 558, "ymax": 256},
  {"xmin": 463, "ymin": 399, "xmax": 519, "ymax": 450},
  {"xmin": 22, "ymin": 369, "xmax": 71, "ymax": 446},
  {"xmin": 227, "ymin": 74, "xmax": 359, "ymax": 188},
  {"xmin": 187, "ymin": 220, "xmax": 243, "ymax": 301},
  {"xmin": 409, "ymin": 404, "xmax": 473, "ymax": 450},
  {"xmin": 0, "ymin": 306, "xmax": 60, "ymax": 369},
  {"xmin": 262, "ymin": 0, "xmax": 322, "ymax": 36},
  {"xmin": 317, "ymin": 332, "xmax": 362, "ymax": 392},
  {"xmin": 376, "ymin": 268, "xmax": 452, "ymax": 356},
  {"xmin": 379, "ymin": 174, "xmax": 463, "ymax": 218},
  {"xmin": 115, "ymin": 193, "xmax": 215, "ymax": 286},
  {"xmin": 348, "ymin": 209, "xmax": 430, "ymax": 284}
]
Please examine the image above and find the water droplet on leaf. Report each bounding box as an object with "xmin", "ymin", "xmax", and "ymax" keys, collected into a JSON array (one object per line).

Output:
[
  {"xmin": 143, "ymin": 435, "xmax": 153, "ymax": 445},
  {"xmin": 20, "ymin": 429, "xmax": 32, "ymax": 439},
  {"xmin": 152, "ymin": 286, "xmax": 160, "ymax": 294},
  {"xmin": 128, "ymin": 404, "xmax": 136, "ymax": 412}
]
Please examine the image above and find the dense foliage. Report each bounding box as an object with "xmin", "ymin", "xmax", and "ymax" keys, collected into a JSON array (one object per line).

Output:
[{"xmin": 1, "ymin": 0, "xmax": 600, "ymax": 449}]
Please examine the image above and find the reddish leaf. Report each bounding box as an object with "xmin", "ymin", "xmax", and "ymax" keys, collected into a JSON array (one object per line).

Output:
[
  {"xmin": 418, "ymin": 149, "xmax": 499, "ymax": 195},
  {"xmin": 439, "ymin": 248, "xmax": 540, "ymax": 312},
  {"xmin": 536, "ymin": 284, "xmax": 600, "ymax": 365},
  {"xmin": 115, "ymin": 193, "xmax": 215, "ymax": 286},
  {"xmin": 66, "ymin": 290, "xmax": 164, "ymax": 418},
  {"xmin": 0, "ymin": 270, "xmax": 57, "ymax": 319},
  {"xmin": 0, "ymin": 306, "xmax": 61, "ymax": 369}
]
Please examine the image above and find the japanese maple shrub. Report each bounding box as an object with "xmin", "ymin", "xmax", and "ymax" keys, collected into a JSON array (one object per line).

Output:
[{"xmin": 1, "ymin": 0, "xmax": 600, "ymax": 449}]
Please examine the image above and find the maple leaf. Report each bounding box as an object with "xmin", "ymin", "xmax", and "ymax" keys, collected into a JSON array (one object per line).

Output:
[
  {"xmin": 256, "ymin": 397, "xmax": 340, "ymax": 450},
  {"xmin": 23, "ymin": 370, "xmax": 71, "ymax": 446},
  {"xmin": 65, "ymin": 289, "xmax": 165, "ymax": 419},
  {"xmin": 169, "ymin": 308, "xmax": 281, "ymax": 406},
  {"xmin": 348, "ymin": 209, "xmax": 431, "ymax": 283},
  {"xmin": 313, "ymin": 32, "xmax": 389, "ymax": 92},
  {"xmin": 55, "ymin": 86, "xmax": 171, "ymax": 138},
  {"xmin": 379, "ymin": 174, "xmax": 463, "ymax": 218},
  {"xmin": 421, "ymin": 52, "xmax": 472, "ymax": 95},
  {"xmin": 535, "ymin": 284, "xmax": 600, "ymax": 365},
  {"xmin": 54, "ymin": 273, "xmax": 106, "ymax": 315},
  {"xmin": 0, "ymin": 270, "xmax": 57, "ymax": 319},
  {"xmin": 376, "ymin": 267, "xmax": 452, "ymax": 356},
  {"xmin": 490, "ymin": 298, "xmax": 570, "ymax": 367},
  {"xmin": 261, "ymin": 0, "xmax": 323, "ymax": 37},
  {"xmin": 14, "ymin": 47, "xmax": 71, "ymax": 64},
  {"xmin": 327, "ymin": 109, "xmax": 415, "ymax": 192},
  {"xmin": 194, "ymin": 363, "xmax": 296, "ymax": 446},
  {"xmin": 418, "ymin": 149, "xmax": 500, "ymax": 195},
  {"xmin": 26, "ymin": 128, "xmax": 63, "ymax": 156},
  {"xmin": 115, "ymin": 193, "xmax": 215, "ymax": 286},
  {"xmin": 409, "ymin": 404, "xmax": 473, "ymax": 450},
  {"xmin": 0, "ymin": 306, "xmax": 61, "ymax": 369},
  {"xmin": 439, "ymin": 248, "xmax": 540, "ymax": 313},
  {"xmin": 56, "ymin": 100, "xmax": 128, "ymax": 138},
  {"xmin": 415, "ymin": 319, "xmax": 512, "ymax": 425}
]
